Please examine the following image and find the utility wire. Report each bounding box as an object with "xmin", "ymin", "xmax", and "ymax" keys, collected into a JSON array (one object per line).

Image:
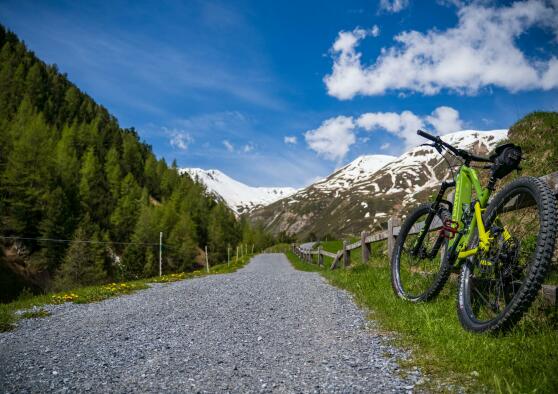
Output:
[{"xmin": 0, "ymin": 235, "xmax": 176, "ymax": 248}]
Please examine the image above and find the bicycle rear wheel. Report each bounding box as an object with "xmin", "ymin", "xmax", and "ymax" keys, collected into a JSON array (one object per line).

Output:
[
  {"xmin": 457, "ymin": 177, "xmax": 557, "ymax": 333},
  {"xmin": 391, "ymin": 203, "xmax": 452, "ymax": 302}
]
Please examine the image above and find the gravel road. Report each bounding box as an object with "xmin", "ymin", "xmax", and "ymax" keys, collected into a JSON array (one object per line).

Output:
[{"xmin": 0, "ymin": 253, "xmax": 420, "ymax": 393}]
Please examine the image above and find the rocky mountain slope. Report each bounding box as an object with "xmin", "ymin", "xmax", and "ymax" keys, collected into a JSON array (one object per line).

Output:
[
  {"xmin": 249, "ymin": 130, "xmax": 507, "ymax": 239},
  {"xmin": 181, "ymin": 168, "xmax": 297, "ymax": 215}
]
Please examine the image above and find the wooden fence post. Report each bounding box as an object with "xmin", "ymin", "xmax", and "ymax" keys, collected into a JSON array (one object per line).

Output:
[
  {"xmin": 318, "ymin": 247, "xmax": 324, "ymax": 267},
  {"xmin": 343, "ymin": 240, "xmax": 350, "ymax": 267},
  {"xmin": 387, "ymin": 215, "xmax": 400, "ymax": 261},
  {"xmin": 330, "ymin": 251, "xmax": 341, "ymax": 270},
  {"xmin": 361, "ymin": 231, "xmax": 370, "ymax": 264}
]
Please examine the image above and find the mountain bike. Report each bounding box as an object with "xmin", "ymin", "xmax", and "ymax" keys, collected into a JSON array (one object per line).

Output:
[{"xmin": 390, "ymin": 129, "xmax": 557, "ymax": 333}]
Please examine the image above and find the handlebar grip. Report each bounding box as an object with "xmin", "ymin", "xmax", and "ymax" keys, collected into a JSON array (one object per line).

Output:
[{"xmin": 417, "ymin": 129, "xmax": 438, "ymax": 142}]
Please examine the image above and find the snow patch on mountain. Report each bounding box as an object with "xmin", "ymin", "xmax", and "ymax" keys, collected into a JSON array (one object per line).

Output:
[
  {"xmin": 181, "ymin": 168, "xmax": 297, "ymax": 214},
  {"xmin": 374, "ymin": 129, "xmax": 508, "ymax": 196},
  {"xmin": 313, "ymin": 154, "xmax": 396, "ymax": 192}
]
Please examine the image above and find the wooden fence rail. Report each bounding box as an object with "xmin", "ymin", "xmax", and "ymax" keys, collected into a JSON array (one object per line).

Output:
[{"xmin": 292, "ymin": 171, "xmax": 558, "ymax": 306}]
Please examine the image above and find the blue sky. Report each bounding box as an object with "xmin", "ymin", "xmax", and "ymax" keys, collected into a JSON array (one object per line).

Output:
[{"xmin": 1, "ymin": 0, "xmax": 557, "ymax": 187}]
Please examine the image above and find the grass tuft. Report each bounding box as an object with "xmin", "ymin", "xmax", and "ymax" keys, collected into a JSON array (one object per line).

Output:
[{"xmin": 20, "ymin": 308, "xmax": 51, "ymax": 319}]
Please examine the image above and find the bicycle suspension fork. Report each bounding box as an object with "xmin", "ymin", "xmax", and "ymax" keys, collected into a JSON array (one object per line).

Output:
[{"xmin": 411, "ymin": 180, "xmax": 456, "ymax": 256}]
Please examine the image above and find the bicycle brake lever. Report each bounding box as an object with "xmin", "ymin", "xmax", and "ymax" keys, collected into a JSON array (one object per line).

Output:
[{"xmin": 420, "ymin": 142, "xmax": 443, "ymax": 154}]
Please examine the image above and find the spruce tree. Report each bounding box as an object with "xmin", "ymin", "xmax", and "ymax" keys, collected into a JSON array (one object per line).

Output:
[
  {"xmin": 121, "ymin": 203, "xmax": 158, "ymax": 279},
  {"xmin": 110, "ymin": 173, "xmax": 141, "ymax": 243},
  {"xmin": 55, "ymin": 124, "xmax": 80, "ymax": 193},
  {"xmin": 2, "ymin": 104, "xmax": 53, "ymax": 237},
  {"xmin": 54, "ymin": 215, "xmax": 107, "ymax": 289},
  {"xmin": 39, "ymin": 187, "xmax": 73, "ymax": 272},
  {"xmin": 167, "ymin": 212, "xmax": 197, "ymax": 272},
  {"xmin": 143, "ymin": 155, "xmax": 159, "ymax": 199},
  {"xmin": 104, "ymin": 146, "xmax": 121, "ymax": 200},
  {"xmin": 25, "ymin": 63, "xmax": 47, "ymax": 111},
  {"xmin": 79, "ymin": 147, "xmax": 108, "ymax": 225},
  {"xmin": 207, "ymin": 203, "xmax": 237, "ymax": 262}
]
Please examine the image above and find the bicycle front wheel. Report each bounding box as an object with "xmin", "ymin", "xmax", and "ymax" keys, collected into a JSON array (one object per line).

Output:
[
  {"xmin": 457, "ymin": 177, "xmax": 557, "ymax": 333},
  {"xmin": 391, "ymin": 203, "xmax": 452, "ymax": 302}
]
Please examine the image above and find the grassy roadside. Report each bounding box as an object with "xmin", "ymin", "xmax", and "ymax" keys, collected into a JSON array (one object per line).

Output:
[
  {"xmin": 0, "ymin": 255, "xmax": 254, "ymax": 332},
  {"xmin": 284, "ymin": 247, "xmax": 558, "ymax": 393}
]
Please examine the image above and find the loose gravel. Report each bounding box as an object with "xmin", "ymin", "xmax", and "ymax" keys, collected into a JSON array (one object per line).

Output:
[{"xmin": 0, "ymin": 253, "xmax": 420, "ymax": 393}]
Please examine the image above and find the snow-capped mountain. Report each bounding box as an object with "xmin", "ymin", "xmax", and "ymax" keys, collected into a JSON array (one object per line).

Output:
[
  {"xmin": 250, "ymin": 129, "xmax": 507, "ymax": 238},
  {"xmin": 182, "ymin": 168, "xmax": 297, "ymax": 215},
  {"xmin": 313, "ymin": 155, "xmax": 396, "ymax": 192}
]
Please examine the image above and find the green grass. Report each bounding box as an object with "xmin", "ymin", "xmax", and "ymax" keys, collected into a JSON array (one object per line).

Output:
[
  {"xmin": 285, "ymin": 251, "xmax": 323, "ymax": 272},
  {"xmin": 316, "ymin": 240, "xmax": 343, "ymax": 254},
  {"xmin": 284, "ymin": 246, "xmax": 558, "ymax": 393},
  {"xmin": 20, "ymin": 308, "xmax": 51, "ymax": 319},
  {"xmin": 0, "ymin": 255, "xmax": 254, "ymax": 332}
]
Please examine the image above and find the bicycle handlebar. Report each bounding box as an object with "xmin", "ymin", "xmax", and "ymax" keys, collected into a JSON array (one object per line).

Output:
[{"xmin": 416, "ymin": 130, "xmax": 492, "ymax": 163}]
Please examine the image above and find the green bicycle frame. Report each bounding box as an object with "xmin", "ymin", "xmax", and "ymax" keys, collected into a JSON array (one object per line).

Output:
[{"xmin": 450, "ymin": 166, "xmax": 493, "ymax": 260}]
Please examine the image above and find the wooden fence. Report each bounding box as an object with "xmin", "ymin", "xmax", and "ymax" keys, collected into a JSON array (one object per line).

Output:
[{"xmin": 292, "ymin": 171, "xmax": 558, "ymax": 306}]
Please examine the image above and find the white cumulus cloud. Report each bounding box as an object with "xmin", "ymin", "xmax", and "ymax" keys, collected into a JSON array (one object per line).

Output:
[
  {"xmin": 357, "ymin": 106, "xmax": 464, "ymax": 147},
  {"xmin": 306, "ymin": 106, "xmax": 464, "ymax": 154},
  {"xmin": 426, "ymin": 106, "xmax": 464, "ymax": 135},
  {"xmin": 379, "ymin": 0, "xmax": 410, "ymax": 13},
  {"xmin": 357, "ymin": 110, "xmax": 425, "ymax": 147},
  {"xmin": 284, "ymin": 136, "xmax": 298, "ymax": 144},
  {"xmin": 325, "ymin": 0, "xmax": 558, "ymax": 99},
  {"xmin": 304, "ymin": 116, "xmax": 356, "ymax": 161}
]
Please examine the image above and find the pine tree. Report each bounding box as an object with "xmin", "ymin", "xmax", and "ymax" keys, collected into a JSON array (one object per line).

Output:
[
  {"xmin": 104, "ymin": 146, "xmax": 121, "ymax": 200},
  {"xmin": 207, "ymin": 203, "xmax": 237, "ymax": 263},
  {"xmin": 167, "ymin": 212, "xmax": 197, "ymax": 272},
  {"xmin": 63, "ymin": 86, "xmax": 82, "ymax": 123},
  {"xmin": 2, "ymin": 104, "xmax": 53, "ymax": 237},
  {"xmin": 121, "ymin": 203, "xmax": 159, "ymax": 279},
  {"xmin": 122, "ymin": 132, "xmax": 143, "ymax": 180},
  {"xmin": 25, "ymin": 63, "xmax": 47, "ymax": 111},
  {"xmin": 79, "ymin": 147, "xmax": 108, "ymax": 224},
  {"xmin": 143, "ymin": 155, "xmax": 159, "ymax": 199},
  {"xmin": 110, "ymin": 173, "xmax": 141, "ymax": 242},
  {"xmin": 39, "ymin": 187, "xmax": 74, "ymax": 272},
  {"xmin": 54, "ymin": 215, "xmax": 107, "ymax": 289},
  {"xmin": 55, "ymin": 124, "xmax": 80, "ymax": 193}
]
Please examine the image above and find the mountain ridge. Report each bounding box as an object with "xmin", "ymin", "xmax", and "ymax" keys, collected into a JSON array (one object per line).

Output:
[
  {"xmin": 249, "ymin": 129, "xmax": 508, "ymax": 239},
  {"xmin": 181, "ymin": 168, "xmax": 297, "ymax": 215}
]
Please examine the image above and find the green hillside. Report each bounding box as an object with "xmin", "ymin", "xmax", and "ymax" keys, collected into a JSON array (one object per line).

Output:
[
  {"xmin": 0, "ymin": 25, "xmax": 267, "ymax": 301},
  {"xmin": 508, "ymin": 111, "xmax": 558, "ymax": 177}
]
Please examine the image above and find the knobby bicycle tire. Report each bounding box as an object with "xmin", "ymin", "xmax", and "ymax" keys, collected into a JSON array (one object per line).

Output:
[
  {"xmin": 457, "ymin": 176, "xmax": 557, "ymax": 333},
  {"xmin": 391, "ymin": 203, "xmax": 452, "ymax": 302}
]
